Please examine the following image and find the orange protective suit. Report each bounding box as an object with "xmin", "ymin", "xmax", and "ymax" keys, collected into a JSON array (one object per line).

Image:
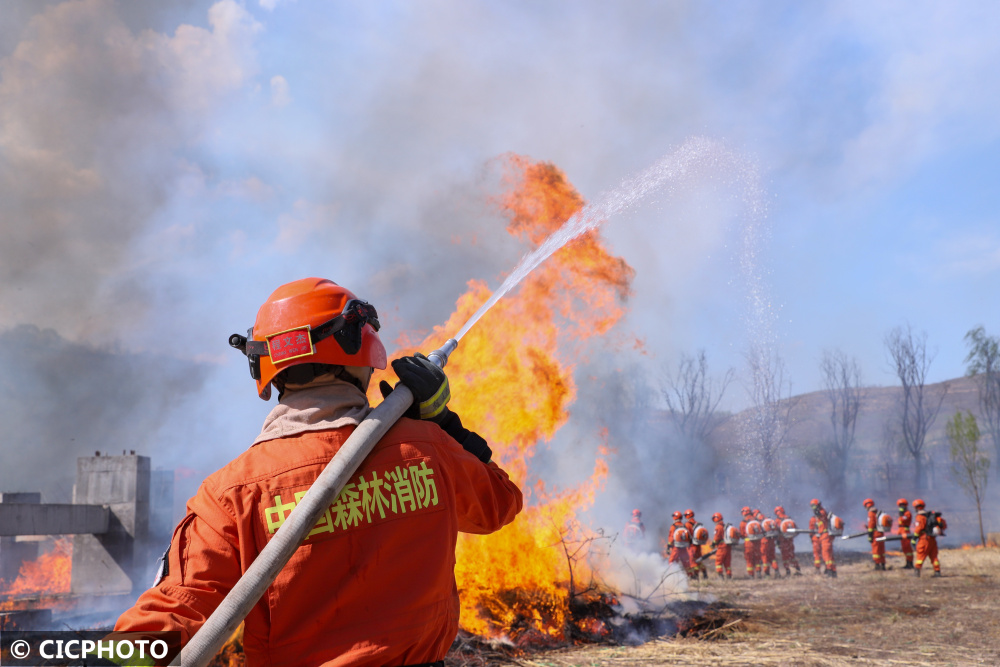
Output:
[
  {"xmin": 712, "ymin": 522, "xmax": 732, "ymax": 578},
  {"xmin": 115, "ymin": 418, "xmax": 523, "ymax": 667},
  {"xmin": 685, "ymin": 519, "xmax": 707, "ymax": 577},
  {"xmin": 668, "ymin": 522, "xmax": 692, "ymax": 574},
  {"xmin": 867, "ymin": 508, "xmax": 885, "ymax": 566},
  {"xmin": 913, "ymin": 510, "xmax": 947, "ymax": 574},
  {"xmin": 740, "ymin": 518, "xmax": 759, "ymax": 578},
  {"xmin": 760, "ymin": 532, "xmax": 777, "ymax": 575},
  {"xmin": 810, "ymin": 510, "xmax": 836, "ymax": 573},
  {"xmin": 897, "ymin": 509, "xmax": 914, "ymax": 565}
]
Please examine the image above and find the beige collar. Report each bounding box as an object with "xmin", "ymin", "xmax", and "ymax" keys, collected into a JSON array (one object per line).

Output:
[{"xmin": 253, "ymin": 381, "xmax": 371, "ymax": 446}]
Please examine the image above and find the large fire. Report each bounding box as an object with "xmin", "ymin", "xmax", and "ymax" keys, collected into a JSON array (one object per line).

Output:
[
  {"xmin": 0, "ymin": 538, "xmax": 72, "ymax": 611},
  {"xmin": 369, "ymin": 155, "xmax": 633, "ymax": 640}
]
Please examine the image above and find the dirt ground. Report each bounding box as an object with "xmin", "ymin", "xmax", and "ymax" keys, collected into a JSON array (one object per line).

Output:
[{"xmin": 460, "ymin": 546, "xmax": 1000, "ymax": 667}]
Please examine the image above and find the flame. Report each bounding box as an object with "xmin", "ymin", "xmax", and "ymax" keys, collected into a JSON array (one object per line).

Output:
[
  {"xmin": 370, "ymin": 155, "xmax": 632, "ymax": 640},
  {"xmin": 0, "ymin": 538, "xmax": 72, "ymax": 609}
]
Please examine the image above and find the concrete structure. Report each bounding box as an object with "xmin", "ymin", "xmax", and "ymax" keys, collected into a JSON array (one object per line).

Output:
[
  {"xmin": 0, "ymin": 504, "xmax": 110, "ymax": 537},
  {"xmin": 1, "ymin": 454, "xmax": 175, "ymax": 600},
  {"xmin": 71, "ymin": 454, "xmax": 151, "ymax": 596}
]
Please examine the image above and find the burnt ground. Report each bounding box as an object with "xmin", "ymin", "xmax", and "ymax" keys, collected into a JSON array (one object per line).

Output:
[{"xmin": 448, "ymin": 546, "xmax": 1000, "ymax": 667}]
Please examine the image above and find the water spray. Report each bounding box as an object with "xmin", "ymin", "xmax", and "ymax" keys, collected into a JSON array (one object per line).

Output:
[{"xmin": 182, "ymin": 138, "xmax": 736, "ymax": 666}]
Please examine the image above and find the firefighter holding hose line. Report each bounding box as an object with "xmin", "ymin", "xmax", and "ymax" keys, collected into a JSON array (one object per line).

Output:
[{"xmin": 114, "ymin": 278, "xmax": 523, "ymax": 667}]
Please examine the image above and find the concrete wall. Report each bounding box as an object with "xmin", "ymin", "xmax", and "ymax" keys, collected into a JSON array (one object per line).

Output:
[{"xmin": 71, "ymin": 454, "xmax": 150, "ymax": 596}]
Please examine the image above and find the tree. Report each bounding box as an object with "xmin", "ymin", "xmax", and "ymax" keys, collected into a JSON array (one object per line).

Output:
[
  {"xmin": 661, "ymin": 350, "xmax": 734, "ymax": 442},
  {"xmin": 946, "ymin": 411, "xmax": 990, "ymax": 547},
  {"xmin": 964, "ymin": 326, "xmax": 1000, "ymax": 479},
  {"xmin": 884, "ymin": 324, "xmax": 948, "ymax": 489},
  {"xmin": 742, "ymin": 344, "xmax": 796, "ymax": 497},
  {"xmin": 818, "ymin": 349, "xmax": 864, "ymax": 501}
]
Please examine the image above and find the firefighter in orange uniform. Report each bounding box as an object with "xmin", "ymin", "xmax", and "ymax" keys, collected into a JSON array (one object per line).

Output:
[
  {"xmin": 684, "ymin": 509, "xmax": 708, "ymax": 579},
  {"xmin": 622, "ymin": 509, "xmax": 645, "ymax": 551},
  {"xmin": 710, "ymin": 512, "xmax": 733, "ymax": 579},
  {"xmin": 739, "ymin": 507, "xmax": 760, "ymax": 578},
  {"xmin": 911, "ymin": 499, "xmax": 947, "ymax": 577},
  {"xmin": 864, "ymin": 498, "xmax": 887, "ymax": 571},
  {"xmin": 896, "ymin": 498, "xmax": 915, "ymax": 569},
  {"xmin": 810, "ymin": 499, "xmax": 837, "ymax": 577},
  {"xmin": 113, "ymin": 278, "xmax": 523, "ymax": 667},
  {"xmin": 756, "ymin": 509, "xmax": 778, "ymax": 577},
  {"xmin": 668, "ymin": 511, "xmax": 693, "ymax": 577},
  {"xmin": 774, "ymin": 506, "xmax": 802, "ymax": 576}
]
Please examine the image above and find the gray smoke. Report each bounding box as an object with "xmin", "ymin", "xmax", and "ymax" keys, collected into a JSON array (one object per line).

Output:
[{"xmin": 0, "ymin": 325, "xmax": 209, "ymax": 502}]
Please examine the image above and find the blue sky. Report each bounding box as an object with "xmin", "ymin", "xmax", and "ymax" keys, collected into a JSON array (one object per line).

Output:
[{"xmin": 2, "ymin": 0, "xmax": 1000, "ymax": 485}]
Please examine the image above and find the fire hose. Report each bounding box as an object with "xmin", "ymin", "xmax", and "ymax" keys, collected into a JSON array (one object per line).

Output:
[
  {"xmin": 840, "ymin": 531, "xmax": 870, "ymax": 541},
  {"xmin": 876, "ymin": 533, "xmax": 944, "ymax": 542},
  {"xmin": 784, "ymin": 528, "xmax": 816, "ymax": 536},
  {"xmin": 695, "ymin": 548, "xmax": 717, "ymax": 564},
  {"xmin": 180, "ymin": 339, "xmax": 459, "ymax": 667}
]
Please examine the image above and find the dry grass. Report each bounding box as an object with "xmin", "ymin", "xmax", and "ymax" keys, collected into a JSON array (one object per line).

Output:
[{"xmin": 447, "ymin": 547, "xmax": 1000, "ymax": 667}]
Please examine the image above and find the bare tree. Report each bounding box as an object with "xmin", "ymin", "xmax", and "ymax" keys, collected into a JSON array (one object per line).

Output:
[
  {"xmin": 742, "ymin": 344, "xmax": 796, "ymax": 495},
  {"xmin": 884, "ymin": 324, "xmax": 948, "ymax": 489},
  {"xmin": 964, "ymin": 326, "xmax": 1000, "ymax": 478},
  {"xmin": 661, "ymin": 350, "xmax": 734, "ymax": 442},
  {"xmin": 818, "ymin": 349, "xmax": 864, "ymax": 499},
  {"xmin": 877, "ymin": 420, "xmax": 903, "ymax": 495},
  {"xmin": 946, "ymin": 410, "xmax": 990, "ymax": 546}
]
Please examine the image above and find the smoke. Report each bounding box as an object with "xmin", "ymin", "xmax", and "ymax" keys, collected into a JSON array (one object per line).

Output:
[
  {"xmin": 0, "ymin": 0, "xmax": 260, "ymax": 340},
  {"xmin": 0, "ymin": 325, "xmax": 209, "ymax": 502}
]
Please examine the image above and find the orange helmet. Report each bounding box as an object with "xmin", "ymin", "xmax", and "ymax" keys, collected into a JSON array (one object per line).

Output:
[
  {"xmin": 863, "ymin": 498, "xmax": 874, "ymax": 509},
  {"xmin": 774, "ymin": 505, "xmax": 786, "ymax": 517},
  {"xmin": 897, "ymin": 498, "xmax": 908, "ymax": 507},
  {"xmin": 683, "ymin": 509, "xmax": 695, "ymax": 519},
  {"xmin": 232, "ymin": 278, "xmax": 387, "ymax": 399},
  {"xmin": 672, "ymin": 511, "xmax": 682, "ymax": 521},
  {"xmin": 741, "ymin": 506, "xmax": 751, "ymax": 516},
  {"xmin": 913, "ymin": 498, "xmax": 925, "ymax": 510},
  {"xmin": 810, "ymin": 498, "xmax": 821, "ymax": 507},
  {"xmin": 753, "ymin": 509, "xmax": 764, "ymax": 521},
  {"xmin": 632, "ymin": 509, "xmax": 642, "ymax": 518},
  {"xmin": 711, "ymin": 512, "xmax": 723, "ymax": 523}
]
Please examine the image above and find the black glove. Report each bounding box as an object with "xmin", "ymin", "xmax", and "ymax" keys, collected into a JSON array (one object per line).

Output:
[
  {"xmin": 379, "ymin": 355, "xmax": 492, "ymax": 463},
  {"xmin": 380, "ymin": 353, "xmax": 451, "ymax": 421}
]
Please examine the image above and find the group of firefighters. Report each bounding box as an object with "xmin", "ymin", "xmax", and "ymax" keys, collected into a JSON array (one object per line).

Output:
[{"xmin": 623, "ymin": 496, "xmax": 948, "ymax": 581}]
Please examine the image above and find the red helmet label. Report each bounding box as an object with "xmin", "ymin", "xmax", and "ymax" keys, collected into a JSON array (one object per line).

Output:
[{"xmin": 267, "ymin": 325, "xmax": 315, "ymax": 363}]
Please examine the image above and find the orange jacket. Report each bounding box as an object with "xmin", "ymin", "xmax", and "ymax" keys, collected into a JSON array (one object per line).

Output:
[
  {"xmin": 897, "ymin": 510, "xmax": 912, "ymax": 532},
  {"xmin": 115, "ymin": 418, "xmax": 522, "ymax": 667},
  {"xmin": 810, "ymin": 508, "xmax": 829, "ymax": 535},
  {"xmin": 712, "ymin": 522, "xmax": 725, "ymax": 548},
  {"xmin": 866, "ymin": 508, "xmax": 883, "ymax": 538},
  {"xmin": 913, "ymin": 510, "xmax": 947, "ymax": 540}
]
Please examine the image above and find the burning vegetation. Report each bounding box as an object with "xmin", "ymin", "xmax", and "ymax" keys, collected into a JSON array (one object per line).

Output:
[{"xmin": 368, "ymin": 155, "xmax": 649, "ymax": 643}]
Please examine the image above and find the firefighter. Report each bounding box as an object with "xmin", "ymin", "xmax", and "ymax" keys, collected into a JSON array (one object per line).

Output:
[
  {"xmin": 897, "ymin": 498, "xmax": 915, "ymax": 569},
  {"xmin": 864, "ymin": 498, "xmax": 889, "ymax": 570},
  {"xmin": 810, "ymin": 499, "xmax": 837, "ymax": 577},
  {"xmin": 684, "ymin": 509, "xmax": 708, "ymax": 579},
  {"xmin": 668, "ymin": 511, "xmax": 693, "ymax": 577},
  {"xmin": 114, "ymin": 278, "xmax": 524, "ymax": 666},
  {"xmin": 710, "ymin": 512, "xmax": 733, "ymax": 579},
  {"xmin": 757, "ymin": 509, "xmax": 779, "ymax": 577},
  {"xmin": 912, "ymin": 499, "xmax": 947, "ymax": 577},
  {"xmin": 740, "ymin": 507, "xmax": 761, "ymax": 579},
  {"xmin": 774, "ymin": 506, "xmax": 802, "ymax": 576},
  {"xmin": 622, "ymin": 509, "xmax": 645, "ymax": 551}
]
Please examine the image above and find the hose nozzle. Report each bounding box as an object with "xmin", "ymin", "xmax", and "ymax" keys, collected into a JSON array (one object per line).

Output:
[{"xmin": 426, "ymin": 338, "xmax": 458, "ymax": 369}]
